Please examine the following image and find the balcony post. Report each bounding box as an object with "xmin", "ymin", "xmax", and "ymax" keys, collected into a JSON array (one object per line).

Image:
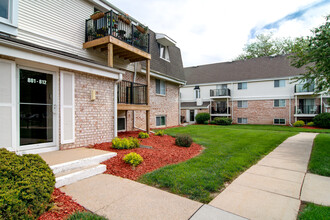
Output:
[
  {"xmin": 107, "ymin": 43, "xmax": 113, "ymax": 67},
  {"xmin": 130, "ymin": 82, "xmax": 134, "ymax": 104},
  {"xmin": 146, "ymin": 59, "xmax": 151, "ymax": 133},
  {"xmin": 110, "ymin": 11, "xmax": 113, "ymax": 36}
]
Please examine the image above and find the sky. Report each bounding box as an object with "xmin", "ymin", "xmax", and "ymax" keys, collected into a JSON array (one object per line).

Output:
[{"xmin": 108, "ymin": 0, "xmax": 330, "ymax": 67}]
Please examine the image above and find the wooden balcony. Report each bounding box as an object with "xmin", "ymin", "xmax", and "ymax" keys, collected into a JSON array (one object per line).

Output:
[{"xmin": 84, "ymin": 10, "xmax": 151, "ymax": 67}]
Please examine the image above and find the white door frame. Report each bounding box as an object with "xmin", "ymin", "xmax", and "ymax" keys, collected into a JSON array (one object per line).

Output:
[{"xmin": 16, "ymin": 65, "xmax": 59, "ymax": 153}]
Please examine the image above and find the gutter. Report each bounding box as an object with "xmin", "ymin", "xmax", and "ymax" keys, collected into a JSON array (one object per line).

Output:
[{"xmin": 114, "ymin": 73, "xmax": 123, "ymax": 137}]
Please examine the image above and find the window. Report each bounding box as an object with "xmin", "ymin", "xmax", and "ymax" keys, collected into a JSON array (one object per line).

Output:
[
  {"xmin": 195, "ymin": 89, "xmax": 200, "ymax": 99},
  {"xmin": 238, "ymin": 118, "xmax": 248, "ymax": 124},
  {"xmin": 118, "ymin": 117, "xmax": 126, "ymax": 131},
  {"xmin": 0, "ymin": 0, "xmax": 9, "ymax": 19},
  {"xmin": 160, "ymin": 45, "xmax": 170, "ymax": 61},
  {"xmin": 156, "ymin": 79, "xmax": 166, "ymax": 95},
  {"xmin": 156, "ymin": 116, "xmax": 166, "ymax": 126},
  {"xmin": 238, "ymin": 100, "xmax": 248, "ymax": 108},
  {"xmin": 274, "ymin": 80, "xmax": 286, "ymax": 88},
  {"xmin": 274, "ymin": 99, "xmax": 286, "ymax": 107},
  {"xmin": 238, "ymin": 82, "xmax": 247, "ymax": 90},
  {"xmin": 0, "ymin": 0, "xmax": 18, "ymax": 36},
  {"xmin": 274, "ymin": 118, "xmax": 286, "ymax": 125}
]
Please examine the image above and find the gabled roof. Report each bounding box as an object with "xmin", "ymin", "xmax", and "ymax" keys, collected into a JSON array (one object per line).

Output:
[
  {"xmin": 141, "ymin": 30, "xmax": 185, "ymax": 81},
  {"xmin": 184, "ymin": 55, "xmax": 305, "ymax": 85}
]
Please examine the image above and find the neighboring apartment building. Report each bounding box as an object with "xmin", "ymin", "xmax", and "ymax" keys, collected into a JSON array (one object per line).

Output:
[
  {"xmin": 181, "ymin": 56, "xmax": 329, "ymax": 125},
  {"xmin": 0, "ymin": 0, "xmax": 185, "ymax": 154}
]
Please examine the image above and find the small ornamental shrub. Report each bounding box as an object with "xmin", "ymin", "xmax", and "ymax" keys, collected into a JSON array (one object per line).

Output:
[
  {"xmin": 204, "ymin": 121, "xmax": 209, "ymax": 125},
  {"xmin": 293, "ymin": 120, "xmax": 305, "ymax": 127},
  {"xmin": 214, "ymin": 117, "xmax": 232, "ymax": 125},
  {"xmin": 112, "ymin": 137, "xmax": 140, "ymax": 149},
  {"xmin": 123, "ymin": 152, "xmax": 143, "ymax": 167},
  {"xmin": 0, "ymin": 149, "xmax": 55, "ymax": 220},
  {"xmin": 313, "ymin": 113, "xmax": 330, "ymax": 128},
  {"xmin": 307, "ymin": 122, "xmax": 315, "ymax": 127},
  {"xmin": 195, "ymin": 113, "xmax": 210, "ymax": 124},
  {"xmin": 67, "ymin": 211, "xmax": 107, "ymax": 220},
  {"xmin": 155, "ymin": 130, "xmax": 165, "ymax": 136},
  {"xmin": 138, "ymin": 132, "xmax": 149, "ymax": 139},
  {"xmin": 210, "ymin": 120, "xmax": 216, "ymax": 125},
  {"xmin": 175, "ymin": 134, "xmax": 193, "ymax": 147}
]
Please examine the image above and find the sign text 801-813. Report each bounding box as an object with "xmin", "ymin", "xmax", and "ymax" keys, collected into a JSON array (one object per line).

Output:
[{"xmin": 27, "ymin": 78, "xmax": 47, "ymax": 85}]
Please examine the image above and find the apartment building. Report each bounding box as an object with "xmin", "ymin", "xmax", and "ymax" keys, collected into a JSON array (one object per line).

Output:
[
  {"xmin": 0, "ymin": 0, "xmax": 185, "ymax": 154},
  {"xmin": 180, "ymin": 56, "xmax": 329, "ymax": 125}
]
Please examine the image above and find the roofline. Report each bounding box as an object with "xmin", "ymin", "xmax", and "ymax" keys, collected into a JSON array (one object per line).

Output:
[
  {"xmin": 184, "ymin": 75, "xmax": 300, "ymax": 87},
  {"xmin": 141, "ymin": 68, "xmax": 186, "ymax": 85}
]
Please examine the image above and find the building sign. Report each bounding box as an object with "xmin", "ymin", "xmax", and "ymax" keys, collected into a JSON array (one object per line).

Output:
[{"xmin": 27, "ymin": 77, "xmax": 47, "ymax": 85}]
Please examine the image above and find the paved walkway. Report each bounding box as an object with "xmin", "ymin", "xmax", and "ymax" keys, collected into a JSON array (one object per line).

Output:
[{"xmin": 210, "ymin": 132, "xmax": 319, "ymax": 220}]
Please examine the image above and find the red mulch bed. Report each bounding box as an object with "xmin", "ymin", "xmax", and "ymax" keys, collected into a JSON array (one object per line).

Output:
[
  {"xmin": 301, "ymin": 126, "xmax": 325, "ymax": 130},
  {"xmin": 93, "ymin": 131, "xmax": 203, "ymax": 180},
  {"xmin": 38, "ymin": 188, "xmax": 86, "ymax": 220}
]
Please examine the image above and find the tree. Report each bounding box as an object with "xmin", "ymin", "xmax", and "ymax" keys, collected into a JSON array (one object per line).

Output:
[
  {"xmin": 236, "ymin": 34, "xmax": 297, "ymax": 60},
  {"xmin": 290, "ymin": 15, "xmax": 330, "ymax": 93}
]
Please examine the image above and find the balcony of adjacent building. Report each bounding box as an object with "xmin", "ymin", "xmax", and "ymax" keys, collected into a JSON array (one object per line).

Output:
[
  {"xmin": 210, "ymin": 88, "xmax": 231, "ymax": 99},
  {"xmin": 84, "ymin": 10, "xmax": 151, "ymax": 67}
]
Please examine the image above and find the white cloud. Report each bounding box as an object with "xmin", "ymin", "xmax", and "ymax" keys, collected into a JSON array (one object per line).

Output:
[{"xmin": 108, "ymin": 0, "xmax": 330, "ymax": 66}]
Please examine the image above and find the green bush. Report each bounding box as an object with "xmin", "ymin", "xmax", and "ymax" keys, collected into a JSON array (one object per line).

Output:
[
  {"xmin": 293, "ymin": 120, "xmax": 305, "ymax": 127},
  {"xmin": 204, "ymin": 121, "xmax": 209, "ymax": 124},
  {"xmin": 123, "ymin": 152, "xmax": 143, "ymax": 167},
  {"xmin": 214, "ymin": 117, "xmax": 232, "ymax": 125},
  {"xmin": 175, "ymin": 134, "xmax": 193, "ymax": 147},
  {"xmin": 155, "ymin": 130, "xmax": 165, "ymax": 136},
  {"xmin": 67, "ymin": 211, "xmax": 107, "ymax": 220},
  {"xmin": 307, "ymin": 122, "xmax": 315, "ymax": 127},
  {"xmin": 138, "ymin": 132, "xmax": 149, "ymax": 139},
  {"xmin": 0, "ymin": 149, "xmax": 55, "ymax": 220},
  {"xmin": 112, "ymin": 137, "xmax": 140, "ymax": 149},
  {"xmin": 195, "ymin": 113, "xmax": 210, "ymax": 124},
  {"xmin": 210, "ymin": 120, "xmax": 216, "ymax": 124},
  {"xmin": 313, "ymin": 113, "xmax": 330, "ymax": 128}
]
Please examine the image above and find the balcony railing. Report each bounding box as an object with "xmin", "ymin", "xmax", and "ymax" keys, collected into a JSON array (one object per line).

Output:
[
  {"xmin": 211, "ymin": 107, "xmax": 231, "ymax": 114},
  {"xmin": 210, "ymin": 89, "xmax": 231, "ymax": 97},
  {"xmin": 295, "ymin": 105, "xmax": 320, "ymax": 114},
  {"xmin": 117, "ymin": 80, "xmax": 147, "ymax": 105},
  {"xmin": 85, "ymin": 10, "xmax": 150, "ymax": 53},
  {"xmin": 295, "ymin": 84, "xmax": 315, "ymax": 93}
]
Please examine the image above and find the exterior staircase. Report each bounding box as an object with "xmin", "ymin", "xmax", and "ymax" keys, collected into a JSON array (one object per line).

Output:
[{"xmin": 39, "ymin": 148, "xmax": 116, "ymax": 188}]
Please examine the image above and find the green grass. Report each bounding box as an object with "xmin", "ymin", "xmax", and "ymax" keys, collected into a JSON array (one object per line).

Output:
[
  {"xmin": 225, "ymin": 124, "xmax": 330, "ymax": 133},
  {"xmin": 298, "ymin": 203, "xmax": 330, "ymax": 220},
  {"xmin": 67, "ymin": 211, "xmax": 107, "ymax": 220},
  {"xmin": 308, "ymin": 133, "xmax": 330, "ymax": 176},
  {"xmin": 140, "ymin": 125, "xmax": 296, "ymax": 203}
]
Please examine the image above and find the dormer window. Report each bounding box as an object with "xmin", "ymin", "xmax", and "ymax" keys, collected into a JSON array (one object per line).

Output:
[{"xmin": 160, "ymin": 45, "xmax": 170, "ymax": 61}]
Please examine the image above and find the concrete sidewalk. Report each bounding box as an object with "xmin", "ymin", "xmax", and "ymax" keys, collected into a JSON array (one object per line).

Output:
[{"xmin": 210, "ymin": 132, "xmax": 318, "ymax": 220}]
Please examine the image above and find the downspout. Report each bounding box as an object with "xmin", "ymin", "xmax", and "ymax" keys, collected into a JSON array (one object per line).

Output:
[
  {"xmin": 288, "ymin": 77, "xmax": 292, "ymax": 126},
  {"xmin": 231, "ymin": 82, "xmax": 234, "ymax": 122},
  {"xmin": 133, "ymin": 62, "xmax": 137, "ymax": 129},
  {"xmin": 114, "ymin": 73, "xmax": 123, "ymax": 137}
]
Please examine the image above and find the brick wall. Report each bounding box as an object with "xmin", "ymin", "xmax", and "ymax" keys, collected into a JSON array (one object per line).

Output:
[
  {"xmin": 232, "ymin": 99, "xmax": 295, "ymax": 125},
  {"xmin": 60, "ymin": 72, "xmax": 115, "ymax": 149}
]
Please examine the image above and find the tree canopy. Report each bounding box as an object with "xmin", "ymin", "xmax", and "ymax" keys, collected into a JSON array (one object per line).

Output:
[
  {"xmin": 290, "ymin": 15, "xmax": 330, "ymax": 93},
  {"xmin": 235, "ymin": 34, "xmax": 297, "ymax": 60}
]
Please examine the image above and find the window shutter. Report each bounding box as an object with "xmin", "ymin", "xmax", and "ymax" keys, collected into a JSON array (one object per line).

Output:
[
  {"xmin": 61, "ymin": 71, "xmax": 75, "ymax": 144},
  {"xmin": 0, "ymin": 60, "xmax": 15, "ymax": 149}
]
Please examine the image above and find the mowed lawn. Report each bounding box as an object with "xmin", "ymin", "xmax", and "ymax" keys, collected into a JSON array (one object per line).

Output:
[
  {"xmin": 308, "ymin": 133, "xmax": 330, "ymax": 177},
  {"xmin": 140, "ymin": 125, "xmax": 297, "ymax": 202}
]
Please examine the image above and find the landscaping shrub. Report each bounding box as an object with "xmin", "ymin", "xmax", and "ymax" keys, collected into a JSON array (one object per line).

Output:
[
  {"xmin": 0, "ymin": 149, "xmax": 55, "ymax": 220},
  {"xmin": 214, "ymin": 117, "xmax": 232, "ymax": 125},
  {"xmin": 67, "ymin": 211, "xmax": 107, "ymax": 220},
  {"xmin": 204, "ymin": 121, "xmax": 209, "ymax": 125},
  {"xmin": 123, "ymin": 152, "xmax": 143, "ymax": 167},
  {"xmin": 307, "ymin": 122, "xmax": 315, "ymax": 127},
  {"xmin": 293, "ymin": 120, "xmax": 305, "ymax": 127},
  {"xmin": 155, "ymin": 130, "xmax": 165, "ymax": 136},
  {"xmin": 138, "ymin": 132, "xmax": 149, "ymax": 139},
  {"xmin": 112, "ymin": 137, "xmax": 140, "ymax": 149},
  {"xmin": 195, "ymin": 113, "xmax": 210, "ymax": 124},
  {"xmin": 210, "ymin": 120, "xmax": 216, "ymax": 125},
  {"xmin": 175, "ymin": 134, "xmax": 193, "ymax": 147},
  {"xmin": 313, "ymin": 113, "xmax": 330, "ymax": 128}
]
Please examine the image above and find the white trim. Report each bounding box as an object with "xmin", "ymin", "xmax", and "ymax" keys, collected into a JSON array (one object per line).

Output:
[
  {"xmin": 0, "ymin": 41, "xmax": 124, "ymax": 79},
  {"xmin": 60, "ymin": 71, "xmax": 75, "ymax": 144},
  {"xmin": 0, "ymin": 0, "xmax": 18, "ymax": 36},
  {"xmin": 140, "ymin": 69, "xmax": 186, "ymax": 85},
  {"xmin": 17, "ymin": 65, "xmax": 59, "ymax": 152}
]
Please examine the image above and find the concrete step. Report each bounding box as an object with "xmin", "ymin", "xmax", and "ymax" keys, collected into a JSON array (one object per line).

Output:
[
  {"xmin": 50, "ymin": 152, "xmax": 116, "ymax": 175},
  {"xmin": 55, "ymin": 164, "xmax": 107, "ymax": 188}
]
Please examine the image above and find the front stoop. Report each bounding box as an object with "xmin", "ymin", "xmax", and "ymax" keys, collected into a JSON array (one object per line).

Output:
[{"xmin": 46, "ymin": 151, "xmax": 116, "ymax": 188}]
